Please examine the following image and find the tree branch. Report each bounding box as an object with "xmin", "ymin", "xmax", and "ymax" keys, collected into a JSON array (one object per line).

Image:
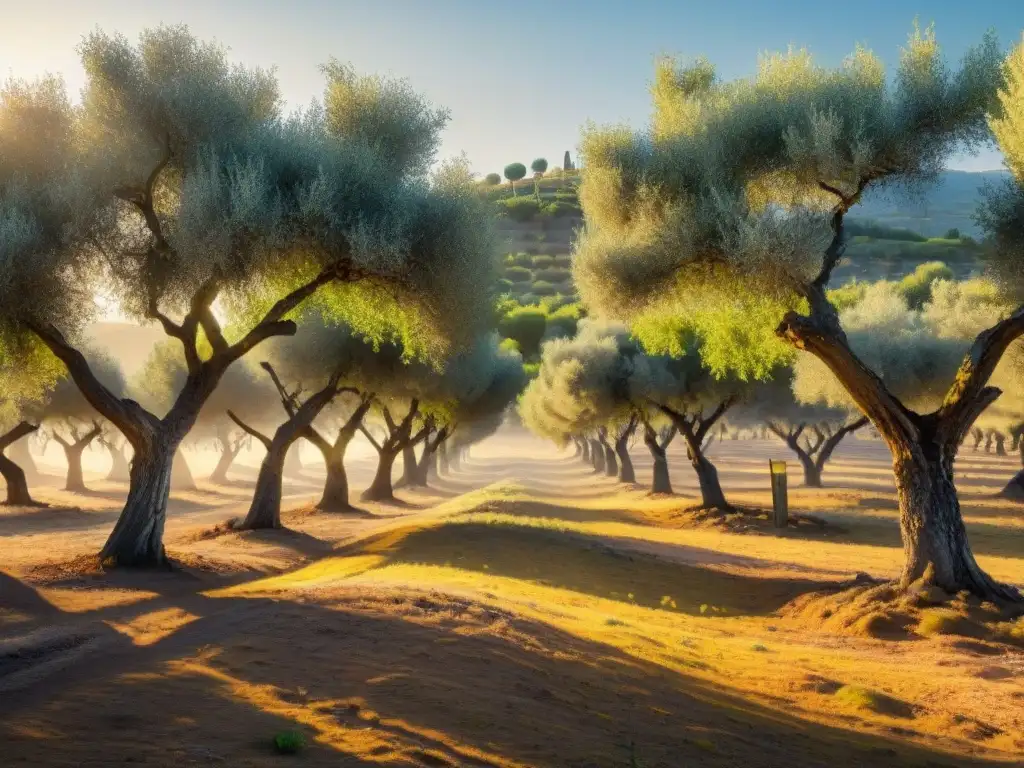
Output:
[
  {"xmin": 260, "ymin": 362, "xmax": 299, "ymax": 417},
  {"xmin": 227, "ymin": 410, "xmax": 272, "ymax": 451},
  {"xmin": 775, "ymin": 310, "xmax": 919, "ymax": 448},
  {"xmin": 0, "ymin": 422, "xmax": 40, "ymax": 452},
  {"xmin": 25, "ymin": 320, "xmax": 153, "ymax": 447},
  {"xmin": 358, "ymin": 423, "xmax": 383, "ymax": 453},
  {"xmin": 935, "ymin": 304, "xmax": 1024, "ymax": 443}
]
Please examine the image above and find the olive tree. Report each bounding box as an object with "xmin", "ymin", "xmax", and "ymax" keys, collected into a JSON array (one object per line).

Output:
[
  {"xmin": 37, "ymin": 347, "xmax": 125, "ymax": 492},
  {"xmin": 732, "ymin": 365, "xmax": 866, "ymax": 487},
  {"xmin": 133, "ymin": 340, "xmax": 275, "ymax": 485},
  {"xmin": 228, "ymin": 363, "xmax": 354, "ymax": 530},
  {"xmin": 253, "ymin": 312, "xmax": 400, "ymax": 513},
  {"xmin": 0, "ymin": 27, "xmax": 496, "ymax": 566},
  {"xmin": 520, "ymin": 321, "xmax": 646, "ymax": 485},
  {"xmin": 412, "ymin": 335, "xmax": 525, "ymax": 485},
  {"xmin": 573, "ymin": 28, "xmax": 1024, "ymax": 601}
]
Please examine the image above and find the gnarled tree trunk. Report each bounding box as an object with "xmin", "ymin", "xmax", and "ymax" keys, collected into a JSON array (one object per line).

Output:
[
  {"xmin": 614, "ymin": 438, "xmax": 635, "ymax": 483},
  {"xmin": 209, "ymin": 427, "xmax": 243, "ymax": 485},
  {"xmin": 54, "ymin": 423, "xmax": 102, "ymax": 493},
  {"xmin": 101, "ymin": 438, "xmax": 178, "ymax": 566},
  {"xmin": 362, "ymin": 450, "xmax": 399, "ymax": 502},
  {"xmin": 105, "ymin": 442, "xmax": 131, "ymax": 482},
  {"xmin": 892, "ymin": 440, "xmax": 1012, "ymax": 598},
  {"xmin": 62, "ymin": 444, "xmax": 88, "ymax": 492},
  {"xmin": 0, "ymin": 423, "xmax": 42, "ymax": 506},
  {"xmin": 401, "ymin": 444, "xmax": 421, "ymax": 488},
  {"xmin": 236, "ymin": 374, "xmax": 347, "ymax": 530},
  {"xmin": 613, "ymin": 417, "xmax": 637, "ymax": 483},
  {"xmin": 656, "ymin": 399, "xmax": 734, "ymax": 510},
  {"xmin": 601, "ymin": 441, "xmax": 617, "ymax": 478},
  {"xmin": 589, "ymin": 438, "xmax": 605, "ymax": 473},
  {"xmin": 995, "ymin": 433, "xmax": 1007, "ymax": 456},
  {"xmin": 776, "ymin": 268, "xmax": 1024, "ymax": 602},
  {"xmin": 579, "ymin": 437, "xmax": 591, "ymax": 463},
  {"xmin": 643, "ymin": 432, "xmax": 672, "ymax": 495}
]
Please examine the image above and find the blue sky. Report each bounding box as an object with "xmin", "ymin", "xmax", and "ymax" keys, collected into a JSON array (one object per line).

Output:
[{"xmin": 2, "ymin": 0, "xmax": 1020, "ymax": 174}]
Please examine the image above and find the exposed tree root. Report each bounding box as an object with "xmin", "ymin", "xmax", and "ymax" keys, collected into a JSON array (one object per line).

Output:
[{"xmin": 778, "ymin": 569, "xmax": 1024, "ymax": 643}]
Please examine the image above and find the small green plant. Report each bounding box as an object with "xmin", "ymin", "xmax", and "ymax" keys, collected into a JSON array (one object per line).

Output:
[
  {"xmin": 272, "ymin": 730, "xmax": 305, "ymax": 755},
  {"xmin": 498, "ymin": 196, "xmax": 543, "ymax": 221},
  {"xmin": 483, "ymin": 172, "xmax": 501, "ymax": 186}
]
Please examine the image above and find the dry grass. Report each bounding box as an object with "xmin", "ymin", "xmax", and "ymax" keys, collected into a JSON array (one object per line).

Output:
[{"xmin": 1, "ymin": 429, "xmax": 1023, "ymax": 766}]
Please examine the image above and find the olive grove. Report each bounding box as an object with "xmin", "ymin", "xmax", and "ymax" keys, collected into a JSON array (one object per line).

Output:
[{"xmin": 0, "ymin": 26, "xmax": 498, "ymax": 566}]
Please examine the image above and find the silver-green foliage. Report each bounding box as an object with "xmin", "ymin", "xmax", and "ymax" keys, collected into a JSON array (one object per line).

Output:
[{"xmin": 573, "ymin": 27, "xmax": 1005, "ymax": 372}]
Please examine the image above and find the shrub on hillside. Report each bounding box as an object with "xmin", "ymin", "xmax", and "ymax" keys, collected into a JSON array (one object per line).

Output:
[
  {"xmin": 846, "ymin": 219, "xmax": 928, "ymax": 242},
  {"xmin": 508, "ymin": 252, "xmax": 533, "ymax": 267},
  {"xmin": 483, "ymin": 172, "xmax": 501, "ymax": 186},
  {"xmin": 503, "ymin": 265, "xmax": 533, "ymax": 283},
  {"xmin": 498, "ymin": 305, "xmax": 547, "ymax": 359},
  {"xmin": 498, "ymin": 197, "xmax": 543, "ymax": 221},
  {"xmin": 496, "ymin": 278, "xmax": 514, "ymax": 294},
  {"xmin": 534, "ymin": 266, "xmax": 571, "ymax": 283},
  {"xmin": 541, "ymin": 201, "xmax": 580, "ymax": 217},
  {"xmin": 553, "ymin": 254, "xmax": 573, "ymax": 267},
  {"xmin": 897, "ymin": 261, "xmax": 954, "ymax": 309},
  {"xmin": 531, "ymin": 254, "xmax": 555, "ymax": 269},
  {"xmin": 531, "ymin": 280, "xmax": 558, "ymax": 296},
  {"xmin": 828, "ymin": 281, "xmax": 868, "ymax": 311},
  {"xmin": 545, "ymin": 302, "xmax": 583, "ymax": 338}
]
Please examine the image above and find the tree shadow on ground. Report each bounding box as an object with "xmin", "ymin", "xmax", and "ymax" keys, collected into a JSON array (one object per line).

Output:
[
  {"xmin": 0, "ymin": 574, "xmax": 1006, "ymax": 768},
  {"xmin": 0, "ymin": 506, "xmax": 121, "ymax": 537}
]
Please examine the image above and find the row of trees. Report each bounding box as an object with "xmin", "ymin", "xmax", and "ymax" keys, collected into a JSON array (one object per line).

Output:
[
  {"xmin": 483, "ymin": 156, "xmax": 575, "ymax": 194},
  {"xmin": 560, "ymin": 28, "xmax": 1024, "ymax": 604},
  {"xmin": 520, "ymin": 319, "xmax": 869, "ymax": 502},
  {"xmin": 0, "ymin": 26, "xmax": 508, "ymax": 566}
]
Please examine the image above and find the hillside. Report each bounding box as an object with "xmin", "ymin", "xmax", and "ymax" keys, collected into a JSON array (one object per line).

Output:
[
  {"xmin": 852, "ymin": 169, "xmax": 1009, "ymax": 238},
  {"xmin": 486, "ymin": 170, "xmax": 998, "ymax": 304}
]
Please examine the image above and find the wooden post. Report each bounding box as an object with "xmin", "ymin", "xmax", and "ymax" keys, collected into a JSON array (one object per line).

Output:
[{"xmin": 769, "ymin": 459, "xmax": 788, "ymax": 528}]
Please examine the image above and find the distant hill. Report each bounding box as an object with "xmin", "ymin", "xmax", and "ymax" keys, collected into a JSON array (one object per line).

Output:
[{"xmin": 850, "ymin": 169, "xmax": 1009, "ymax": 238}]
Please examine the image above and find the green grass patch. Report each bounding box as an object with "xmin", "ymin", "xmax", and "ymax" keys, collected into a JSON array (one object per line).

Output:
[{"xmin": 272, "ymin": 730, "xmax": 305, "ymax": 754}]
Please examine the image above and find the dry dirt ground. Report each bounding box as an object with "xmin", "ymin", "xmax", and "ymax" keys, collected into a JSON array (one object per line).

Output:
[{"xmin": 1, "ymin": 428, "xmax": 1023, "ymax": 767}]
